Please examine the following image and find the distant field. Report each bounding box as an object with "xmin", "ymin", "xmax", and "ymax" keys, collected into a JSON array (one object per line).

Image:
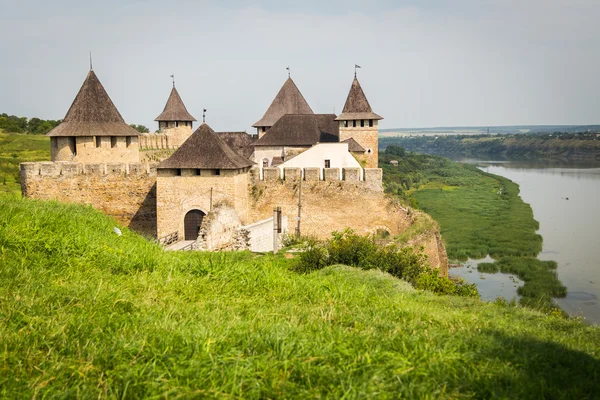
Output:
[{"xmin": 0, "ymin": 131, "xmax": 50, "ymax": 197}]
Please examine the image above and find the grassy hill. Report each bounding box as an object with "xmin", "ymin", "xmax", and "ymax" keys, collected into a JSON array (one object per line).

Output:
[
  {"xmin": 0, "ymin": 131, "xmax": 50, "ymax": 196},
  {"xmin": 1, "ymin": 198, "xmax": 599, "ymax": 398}
]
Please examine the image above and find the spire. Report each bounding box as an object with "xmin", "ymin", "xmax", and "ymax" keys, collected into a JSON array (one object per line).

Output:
[
  {"xmin": 155, "ymin": 86, "xmax": 197, "ymax": 122},
  {"xmin": 252, "ymin": 77, "xmax": 313, "ymax": 128},
  {"xmin": 335, "ymin": 75, "xmax": 383, "ymax": 121},
  {"xmin": 47, "ymin": 69, "xmax": 141, "ymax": 137}
]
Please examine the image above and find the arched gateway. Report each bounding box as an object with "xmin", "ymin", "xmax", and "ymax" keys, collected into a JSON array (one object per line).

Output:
[{"xmin": 184, "ymin": 209, "xmax": 205, "ymax": 240}]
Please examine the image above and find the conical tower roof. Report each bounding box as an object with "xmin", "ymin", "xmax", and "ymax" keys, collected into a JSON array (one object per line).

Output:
[
  {"xmin": 155, "ymin": 86, "xmax": 196, "ymax": 122},
  {"xmin": 252, "ymin": 77, "xmax": 313, "ymax": 127},
  {"xmin": 47, "ymin": 69, "xmax": 141, "ymax": 137},
  {"xmin": 158, "ymin": 123, "xmax": 254, "ymax": 170},
  {"xmin": 335, "ymin": 76, "xmax": 383, "ymax": 121}
]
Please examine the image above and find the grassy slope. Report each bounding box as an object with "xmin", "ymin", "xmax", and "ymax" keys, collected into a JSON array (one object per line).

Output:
[
  {"xmin": 1, "ymin": 198, "xmax": 599, "ymax": 398},
  {"xmin": 0, "ymin": 131, "xmax": 50, "ymax": 196}
]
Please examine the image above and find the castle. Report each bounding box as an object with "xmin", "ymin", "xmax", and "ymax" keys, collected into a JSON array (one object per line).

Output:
[{"xmin": 21, "ymin": 66, "xmax": 393, "ymax": 252}]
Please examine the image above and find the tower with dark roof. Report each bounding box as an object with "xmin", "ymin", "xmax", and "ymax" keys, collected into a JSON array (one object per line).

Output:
[
  {"xmin": 156, "ymin": 123, "xmax": 254, "ymax": 241},
  {"xmin": 252, "ymin": 77, "xmax": 313, "ymax": 138},
  {"xmin": 47, "ymin": 68, "xmax": 142, "ymax": 163},
  {"xmin": 335, "ymin": 75, "xmax": 383, "ymax": 168},
  {"xmin": 155, "ymin": 84, "xmax": 196, "ymax": 147}
]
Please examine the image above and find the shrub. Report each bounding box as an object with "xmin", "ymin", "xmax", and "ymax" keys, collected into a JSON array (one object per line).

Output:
[{"xmin": 294, "ymin": 238, "xmax": 328, "ymax": 274}]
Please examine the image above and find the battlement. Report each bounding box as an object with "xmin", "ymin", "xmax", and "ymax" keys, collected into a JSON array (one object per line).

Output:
[
  {"xmin": 20, "ymin": 161, "xmax": 159, "ymax": 178},
  {"xmin": 254, "ymin": 167, "xmax": 383, "ymax": 192},
  {"xmin": 139, "ymin": 135, "xmax": 176, "ymax": 150}
]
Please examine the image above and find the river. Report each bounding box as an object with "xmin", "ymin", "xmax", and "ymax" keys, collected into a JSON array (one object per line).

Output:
[{"xmin": 448, "ymin": 159, "xmax": 600, "ymax": 324}]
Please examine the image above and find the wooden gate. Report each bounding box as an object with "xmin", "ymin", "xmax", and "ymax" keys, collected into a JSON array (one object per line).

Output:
[{"xmin": 184, "ymin": 209, "xmax": 205, "ymax": 240}]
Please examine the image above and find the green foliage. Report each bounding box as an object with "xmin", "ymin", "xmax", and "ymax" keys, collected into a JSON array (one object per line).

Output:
[
  {"xmin": 129, "ymin": 123, "xmax": 150, "ymax": 133},
  {"xmin": 1, "ymin": 198, "xmax": 599, "ymax": 398},
  {"xmin": 380, "ymin": 147, "xmax": 567, "ymax": 313},
  {"xmin": 380, "ymin": 132, "xmax": 600, "ymax": 161},
  {"xmin": 295, "ymin": 229, "xmax": 475, "ymax": 297},
  {"xmin": 0, "ymin": 132, "xmax": 50, "ymax": 197},
  {"xmin": 0, "ymin": 113, "xmax": 60, "ymax": 134}
]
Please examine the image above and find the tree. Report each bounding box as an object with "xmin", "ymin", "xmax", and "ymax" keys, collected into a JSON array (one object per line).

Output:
[{"xmin": 130, "ymin": 124, "xmax": 150, "ymax": 133}]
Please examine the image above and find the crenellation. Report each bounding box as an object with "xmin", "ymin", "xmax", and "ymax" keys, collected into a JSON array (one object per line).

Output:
[
  {"xmin": 304, "ymin": 167, "xmax": 320, "ymax": 181},
  {"xmin": 342, "ymin": 168, "xmax": 361, "ymax": 182},
  {"xmin": 40, "ymin": 162, "xmax": 61, "ymax": 177},
  {"xmin": 324, "ymin": 168, "xmax": 340, "ymax": 181},
  {"xmin": 283, "ymin": 167, "xmax": 301, "ymax": 181},
  {"xmin": 84, "ymin": 163, "xmax": 106, "ymax": 175},
  {"xmin": 106, "ymin": 163, "xmax": 127, "ymax": 174},
  {"xmin": 263, "ymin": 168, "xmax": 280, "ymax": 181}
]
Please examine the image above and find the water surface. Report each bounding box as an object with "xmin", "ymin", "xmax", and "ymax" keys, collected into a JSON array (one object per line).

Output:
[{"xmin": 449, "ymin": 159, "xmax": 600, "ymax": 323}]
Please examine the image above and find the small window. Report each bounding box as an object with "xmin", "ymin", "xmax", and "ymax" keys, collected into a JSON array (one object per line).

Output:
[
  {"xmin": 176, "ymin": 169, "xmax": 182, "ymax": 176},
  {"xmin": 111, "ymin": 137, "xmax": 117, "ymax": 148},
  {"xmin": 126, "ymin": 136, "xmax": 132, "ymax": 147},
  {"xmin": 324, "ymin": 159, "xmax": 331, "ymax": 168},
  {"xmin": 352, "ymin": 120, "xmax": 357, "ymax": 127},
  {"xmin": 343, "ymin": 120, "xmax": 348, "ymax": 128},
  {"xmin": 68, "ymin": 137, "xmax": 76, "ymax": 155},
  {"xmin": 176, "ymin": 121, "xmax": 179, "ymax": 127},
  {"xmin": 215, "ymin": 169, "xmax": 220, "ymax": 176},
  {"xmin": 263, "ymin": 127, "xmax": 267, "ymax": 132},
  {"xmin": 96, "ymin": 136, "xmax": 101, "ymax": 148},
  {"xmin": 361, "ymin": 120, "xmax": 365, "ymax": 127},
  {"xmin": 196, "ymin": 169, "xmax": 201, "ymax": 176},
  {"xmin": 367, "ymin": 149, "xmax": 372, "ymax": 154},
  {"xmin": 369, "ymin": 119, "xmax": 374, "ymax": 127},
  {"xmin": 262, "ymin": 159, "xmax": 268, "ymax": 168}
]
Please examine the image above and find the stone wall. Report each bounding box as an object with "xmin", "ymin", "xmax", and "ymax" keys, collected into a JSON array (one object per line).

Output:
[
  {"xmin": 20, "ymin": 161, "xmax": 157, "ymax": 238},
  {"xmin": 248, "ymin": 168, "xmax": 409, "ymax": 240},
  {"xmin": 156, "ymin": 168, "xmax": 250, "ymax": 239},
  {"xmin": 243, "ymin": 216, "xmax": 289, "ymax": 252},
  {"xmin": 196, "ymin": 203, "xmax": 242, "ymax": 251},
  {"xmin": 50, "ymin": 136, "xmax": 140, "ymax": 163},
  {"xmin": 259, "ymin": 166, "xmax": 383, "ymax": 192},
  {"xmin": 338, "ymin": 120, "xmax": 379, "ymax": 168}
]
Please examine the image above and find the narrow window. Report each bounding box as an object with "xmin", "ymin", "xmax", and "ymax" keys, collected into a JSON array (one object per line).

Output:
[
  {"xmin": 353, "ymin": 120, "xmax": 357, "ymax": 127},
  {"xmin": 344, "ymin": 120, "xmax": 348, "ymax": 128},
  {"xmin": 196, "ymin": 169, "xmax": 201, "ymax": 175},
  {"xmin": 215, "ymin": 169, "xmax": 220, "ymax": 176},
  {"xmin": 96, "ymin": 136, "xmax": 101, "ymax": 148},
  {"xmin": 69, "ymin": 137, "xmax": 76, "ymax": 155},
  {"xmin": 126, "ymin": 136, "xmax": 132, "ymax": 147},
  {"xmin": 176, "ymin": 121, "xmax": 179, "ymax": 127},
  {"xmin": 263, "ymin": 127, "xmax": 267, "ymax": 132},
  {"xmin": 262, "ymin": 159, "xmax": 268, "ymax": 168},
  {"xmin": 361, "ymin": 119, "xmax": 365, "ymax": 127},
  {"xmin": 111, "ymin": 137, "xmax": 117, "ymax": 148},
  {"xmin": 369, "ymin": 119, "xmax": 374, "ymax": 127},
  {"xmin": 176, "ymin": 169, "xmax": 182, "ymax": 176},
  {"xmin": 324, "ymin": 159, "xmax": 331, "ymax": 168}
]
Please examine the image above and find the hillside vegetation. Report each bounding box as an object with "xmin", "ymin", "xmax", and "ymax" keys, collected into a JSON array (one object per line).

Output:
[
  {"xmin": 380, "ymin": 133, "xmax": 600, "ymax": 161},
  {"xmin": 0, "ymin": 131, "xmax": 50, "ymax": 196},
  {"xmin": 1, "ymin": 198, "xmax": 599, "ymax": 398},
  {"xmin": 380, "ymin": 147, "xmax": 566, "ymax": 311}
]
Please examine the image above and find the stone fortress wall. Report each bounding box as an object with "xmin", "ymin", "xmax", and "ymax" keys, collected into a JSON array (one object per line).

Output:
[{"xmin": 20, "ymin": 161, "xmax": 158, "ymax": 238}]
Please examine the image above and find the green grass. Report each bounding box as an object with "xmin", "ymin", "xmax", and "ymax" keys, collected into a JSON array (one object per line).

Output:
[
  {"xmin": 0, "ymin": 131, "xmax": 50, "ymax": 196},
  {"xmin": 1, "ymin": 197, "xmax": 599, "ymax": 398},
  {"xmin": 380, "ymin": 149, "xmax": 565, "ymax": 312}
]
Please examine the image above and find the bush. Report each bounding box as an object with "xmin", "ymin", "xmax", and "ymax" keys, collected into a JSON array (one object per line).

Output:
[{"xmin": 293, "ymin": 229, "xmax": 478, "ymax": 298}]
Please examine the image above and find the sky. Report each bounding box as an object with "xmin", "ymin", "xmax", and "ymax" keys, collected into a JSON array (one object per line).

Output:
[{"xmin": 1, "ymin": 0, "xmax": 599, "ymax": 132}]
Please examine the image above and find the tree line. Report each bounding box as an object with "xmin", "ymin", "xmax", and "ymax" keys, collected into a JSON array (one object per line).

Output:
[{"xmin": 1, "ymin": 113, "xmax": 150, "ymax": 134}]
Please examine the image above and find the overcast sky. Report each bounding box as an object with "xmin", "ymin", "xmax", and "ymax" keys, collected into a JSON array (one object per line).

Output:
[{"xmin": 1, "ymin": 0, "xmax": 599, "ymax": 131}]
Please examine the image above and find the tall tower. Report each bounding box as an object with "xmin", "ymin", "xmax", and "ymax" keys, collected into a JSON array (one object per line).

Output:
[
  {"xmin": 335, "ymin": 75, "xmax": 383, "ymax": 168},
  {"xmin": 155, "ymin": 83, "xmax": 196, "ymax": 147},
  {"xmin": 252, "ymin": 77, "xmax": 313, "ymax": 138}
]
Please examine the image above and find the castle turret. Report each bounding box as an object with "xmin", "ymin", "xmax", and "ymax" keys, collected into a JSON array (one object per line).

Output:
[
  {"xmin": 335, "ymin": 75, "xmax": 383, "ymax": 168},
  {"xmin": 155, "ymin": 84, "xmax": 196, "ymax": 147},
  {"xmin": 252, "ymin": 77, "xmax": 313, "ymax": 138},
  {"xmin": 47, "ymin": 69, "xmax": 142, "ymax": 163}
]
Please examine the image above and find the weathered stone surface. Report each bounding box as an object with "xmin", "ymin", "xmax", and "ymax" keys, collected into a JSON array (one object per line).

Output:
[
  {"xmin": 283, "ymin": 167, "xmax": 301, "ymax": 181},
  {"xmin": 263, "ymin": 168, "xmax": 280, "ymax": 181},
  {"xmin": 343, "ymin": 168, "xmax": 360, "ymax": 182},
  {"xmin": 304, "ymin": 167, "xmax": 320, "ymax": 181},
  {"xmin": 324, "ymin": 168, "xmax": 340, "ymax": 181}
]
